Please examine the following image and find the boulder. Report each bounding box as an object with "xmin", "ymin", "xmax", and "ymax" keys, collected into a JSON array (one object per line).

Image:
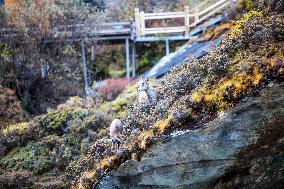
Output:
[{"xmin": 98, "ymin": 82, "xmax": 284, "ymax": 189}]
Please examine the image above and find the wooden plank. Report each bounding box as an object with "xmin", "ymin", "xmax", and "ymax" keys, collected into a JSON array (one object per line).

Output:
[
  {"xmin": 199, "ymin": 0, "xmax": 228, "ymax": 16},
  {"xmin": 144, "ymin": 12, "xmax": 185, "ymax": 17},
  {"xmin": 145, "ymin": 26, "xmax": 186, "ymax": 34},
  {"xmin": 100, "ymin": 22, "xmax": 131, "ymax": 26},
  {"xmin": 94, "ymin": 28, "xmax": 131, "ymax": 35},
  {"xmin": 135, "ymin": 35, "xmax": 194, "ymax": 42},
  {"xmin": 144, "ymin": 14, "xmax": 187, "ymax": 20}
]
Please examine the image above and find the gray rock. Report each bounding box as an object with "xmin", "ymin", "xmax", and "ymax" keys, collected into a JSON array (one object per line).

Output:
[{"xmin": 98, "ymin": 83, "xmax": 284, "ymax": 189}]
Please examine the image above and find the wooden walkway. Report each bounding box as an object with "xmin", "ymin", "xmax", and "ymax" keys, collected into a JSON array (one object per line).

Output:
[
  {"xmin": 1, "ymin": 0, "xmax": 235, "ymax": 44},
  {"xmin": 41, "ymin": 0, "xmax": 234, "ymax": 43},
  {"xmin": 1, "ymin": 0, "xmax": 237, "ymax": 82}
]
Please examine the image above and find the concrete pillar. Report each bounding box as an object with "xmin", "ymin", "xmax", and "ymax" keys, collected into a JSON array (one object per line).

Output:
[
  {"xmin": 132, "ymin": 43, "xmax": 136, "ymax": 78},
  {"xmin": 166, "ymin": 39, "xmax": 170, "ymax": 55},
  {"xmin": 125, "ymin": 38, "xmax": 130, "ymax": 81}
]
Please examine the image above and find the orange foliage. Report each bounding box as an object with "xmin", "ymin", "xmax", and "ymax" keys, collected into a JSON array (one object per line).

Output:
[
  {"xmin": 5, "ymin": 0, "xmax": 54, "ymax": 33},
  {"xmin": 5, "ymin": 0, "xmax": 14, "ymax": 6}
]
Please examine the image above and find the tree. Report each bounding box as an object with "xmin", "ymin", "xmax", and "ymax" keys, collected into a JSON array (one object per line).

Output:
[{"xmin": 0, "ymin": 0, "xmax": 103, "ymax": 115}]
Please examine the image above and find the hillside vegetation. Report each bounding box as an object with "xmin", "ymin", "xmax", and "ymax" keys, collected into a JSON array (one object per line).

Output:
[
  {"xmin": 71, "ymin": 9, "xmax": 283, "ymax": 189},
  {"xmin": 0, "ymin": 0, "xmax": 284, "ymax": 189}
]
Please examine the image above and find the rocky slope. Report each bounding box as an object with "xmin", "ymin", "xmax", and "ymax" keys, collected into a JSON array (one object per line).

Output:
[
  {"xmin": 1, "ymin": 1, "xmax": 284, "ymax": 189},
  {"xmin": 99, "ymin": 82, "xmax": 284, "ymax": 189},
  {"xmin": 58, "ymin": 9, "xmax": 284, "ymax": 189}
]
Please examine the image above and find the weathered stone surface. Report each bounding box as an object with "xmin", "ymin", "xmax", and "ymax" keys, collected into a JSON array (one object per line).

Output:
[{"xmin": 98, "ymin": 82, "xmax": 284, "ymax": 189}]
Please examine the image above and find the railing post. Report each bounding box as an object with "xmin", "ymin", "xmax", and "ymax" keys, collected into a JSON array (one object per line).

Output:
[
  {"xmin": 135, "ymin": 8, "xmax": 141, "ymax": 38},
  {"xmin": 140, "ymin": 11, "xmax": 146, "ymax": 36},
  {"xmin": 194, "ymin": 10, "xmax": 199, "ymax": 27},
  {"xmin": 184, "ymin": 6, "xmax": 190, "ymax": 36}
]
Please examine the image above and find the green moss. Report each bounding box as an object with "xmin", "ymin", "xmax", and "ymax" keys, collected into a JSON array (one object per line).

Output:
[
  {"xmin": 0, "ymin": 45, "xmax": 9, "ymax": 59},
  {"xmin": 1, "ymin": 142, "xmax": 54, "ymax": 174},
  {"xmin": 238, "ymin": 0, "xmax": 257, "ymax": 12},
  {"xmin": 44, "ymin": 108, "xmax": 69, "ymax": 130},
  {"xmin": 64, "ymin": 133, "xmax": 82, "ymax": 147}
]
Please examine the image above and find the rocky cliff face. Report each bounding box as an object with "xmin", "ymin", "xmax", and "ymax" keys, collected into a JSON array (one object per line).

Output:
[{"xmin": 99, "ymin": 82, "xmax": 284, "ymax": 189}]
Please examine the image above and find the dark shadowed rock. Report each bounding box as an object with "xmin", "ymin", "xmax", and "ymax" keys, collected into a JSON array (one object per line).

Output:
[{"xmin": 98, "ymin": 82, "xmax": 284, "ymax": 189}]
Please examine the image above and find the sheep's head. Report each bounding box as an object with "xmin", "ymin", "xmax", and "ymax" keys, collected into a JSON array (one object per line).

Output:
[{"xmin": 137, "ymin": 76, "xmax": 149, "ymax": 92}]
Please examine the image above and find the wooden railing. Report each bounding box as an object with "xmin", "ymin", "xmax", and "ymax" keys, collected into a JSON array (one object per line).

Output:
[
  {"xmin": 134, "ymin": 0, "xmax": 234, "ymax": 38},
  {"xmin": 1, "ymin": 0, "xmax": 236, "ymax": 41}
]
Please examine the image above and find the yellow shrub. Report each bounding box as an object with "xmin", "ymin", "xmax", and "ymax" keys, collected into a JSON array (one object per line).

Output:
[
  {"xmin": 278, "ymin": 50, "xmax": 284, "ymax": 63},
  {"xmin": 189, "ymin": 47, "xmax": 283, "ymax": 111},
  {"xmin": 138, "ymin": 130, "xmax": 154, "ymax": 149},
  {"xmin": 100, "ymin": 156, "xmax": 117, "ymax": 171},
  {"xmin": 191, "ymin": 91, "xmax": 203, "ymax": 103},
  {"xmin": 2, "ymin": 122, "xmax": 29, "ymax": 135},
  {"xmin": 84, "ymin": 171, "xmax": 96, "ymax": 180},
  {"xmin": 230, "ymin": 10, "xmax": 263, "ymax": 38},
  {"xmin": 153, "ymin": 117, "xmax": 172, "ymax": 133},
  {"xmin": 100, "ymin": 158, "xmax": 110, "ymax": 171}
]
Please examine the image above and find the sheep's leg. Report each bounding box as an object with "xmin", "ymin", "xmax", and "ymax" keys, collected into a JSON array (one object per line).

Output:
[
  {"xmin": 111, "ymin": 139, "xmax": 115, "ymax": 151},
  {"xmin": 117, "ymin": 141, "xmax": 121, "ymax": 150}
]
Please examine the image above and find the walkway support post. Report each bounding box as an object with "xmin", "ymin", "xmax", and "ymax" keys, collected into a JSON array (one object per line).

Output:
[
  {"xmin": 81, "ymin": 41, "xmax": 88, "ymax": 93},
  {"xmin": 91, "ymin": 45, "xmax": 95, "ymax": 64},
  {"xmin": 132, "ymin": 43, "xmax": 136, "ymax": 78},
  {"xmin": 165, "ymin": 39, "xmax": 170, "ymax": 55},
  {"xmin": 125, "ymin": 38, "xmax": 130, "ymax": 81},
  {"xmin": 184, "ymin": 6, "xmax": 190, "ymax": 36}
]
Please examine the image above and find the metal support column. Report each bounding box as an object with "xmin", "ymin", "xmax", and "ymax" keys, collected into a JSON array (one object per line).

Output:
[
  {"xmin": 125, "ymin": 38, "xmax": 130, "ymax": 81},
  {"xmin": 132, "ymin": 43, "xmax": 136, "ymax": 78},
  {"xmin": 81, "ymin": 41, "xmax": 88, "ymax": 93},
  {"xmin": 166, "ymin": 39, "xmax": 170, "ymax": 55},
  {"xmin": 91, "ymin": 45, "xmax": 95, "ymax": 64}
]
